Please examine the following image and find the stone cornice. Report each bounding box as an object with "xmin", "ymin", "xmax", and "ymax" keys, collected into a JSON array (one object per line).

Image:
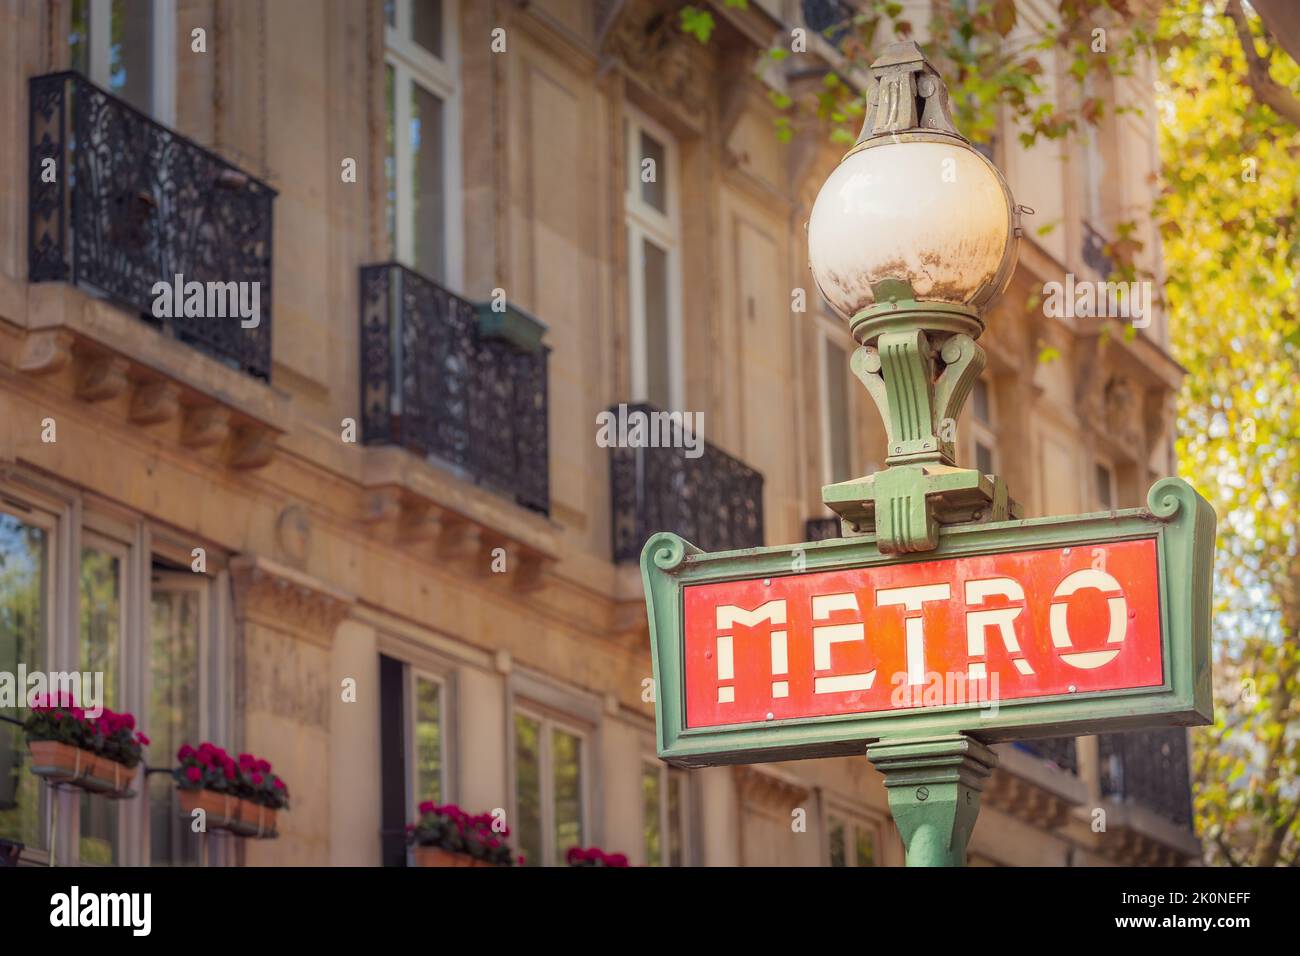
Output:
[{"xmin": 230, "ymin": 555, "xmax": 355, "ymax": 648}]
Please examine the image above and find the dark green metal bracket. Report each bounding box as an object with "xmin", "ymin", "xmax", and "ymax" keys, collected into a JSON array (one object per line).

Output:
[{"xmin": 867, "ymin": 735, "xmax": 999, "ymax": 867}]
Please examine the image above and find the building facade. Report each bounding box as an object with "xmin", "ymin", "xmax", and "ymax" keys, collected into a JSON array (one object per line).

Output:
[{"xmin": 0, "ymin": 0, "xmax": 1197, "ymax": 866}]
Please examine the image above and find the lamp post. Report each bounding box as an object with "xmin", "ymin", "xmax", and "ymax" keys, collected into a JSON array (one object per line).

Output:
[
  {"xmin": 808, "ymin": 40, "xmax": 1025, "ymax": 555},
  {"xmin": 807, "ymin": 40, "xmax": 1024, "ymax": 865}
]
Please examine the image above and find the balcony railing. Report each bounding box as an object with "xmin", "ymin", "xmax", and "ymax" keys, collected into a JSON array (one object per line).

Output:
[
  {"xmin": 28, "ymin": 72, "xmax": 275, "ymax": 380},
  {"xmin": 609, "ymin": 403, "xmax": 764, "ymax": 563},
  {"xmin": 1082, "ymin": 221, "xmax": 1114, "ymax": 278},
  {"xmin": 1099, "ymin": 728, "xmax": 1193, "ymax": 828},
  {"xmin": 359, "ymin": 263, "xmax": 550, "ymax": 516},
  {"xmin": 1013, "ymin": 737, "xmax": 1079, "ymax": 775}
]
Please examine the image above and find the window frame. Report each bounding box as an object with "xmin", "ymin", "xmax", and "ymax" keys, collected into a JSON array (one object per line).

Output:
[
  {"xmin": 824, "ymin": 806, "xmax": 883, "ymax": 868},
  {"xmin": 1095, "ymin": 457, "xmax": 1118, "ymax": 510},
  {"xmin": 384, "ymin": 0, "xmax": 463, "ymax": 288},
  {"xmin": 81, "ymin": 0, "xmax": 177, "ymax": 126},
  {"xmin": 640, "ymin": 755, "xmax": 691, "ymax": 867},
  {"xmin": 817, "ymin": 314, "xmax": 858, "ymax": 487},
  {"xmin": 624, "ymin": 104, "xmax": 684, "ymax": 411},
  {"xmin": 404, "ymin": 667, "xmax": 448, "ymax": 813},
  {"xmin": 0, "ymin": 494, "xmax": 62, "ymax": 864},
  {"xmin": 0, "ymin": 472, "xmax": 231, "ymax": 866},
  {"xmin": 969, "ymin": 377, "xmax": 999, "ymax": 477},
  {"xmin": 511, "ymin": 703, "xmax": 590, "ymax": 867}
]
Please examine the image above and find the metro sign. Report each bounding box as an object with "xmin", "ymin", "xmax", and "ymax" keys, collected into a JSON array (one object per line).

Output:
[{"xmin": 643, "ymin": 478, "xmax": 1214, "ymax": 768}]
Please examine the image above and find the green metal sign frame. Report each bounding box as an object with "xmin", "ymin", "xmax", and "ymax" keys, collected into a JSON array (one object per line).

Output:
[{"xmin": 643, "ymin": 477, "xmax": 1215, "ymax": 770}]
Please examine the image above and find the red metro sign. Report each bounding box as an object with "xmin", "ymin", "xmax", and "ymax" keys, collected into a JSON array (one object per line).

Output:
[
  {"xmin": 683, "ymin": 539, "xmax": 1161, "ymax": 729},
  {"xmin": 642, "ymin": 480, "xmax": 1215, "ymax": 768}
]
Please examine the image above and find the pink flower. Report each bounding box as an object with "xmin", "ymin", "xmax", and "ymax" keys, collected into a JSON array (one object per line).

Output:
[
  {"xmin": 238, "ymin": 753, "xmax": 255, "ymax": 769},
  {"xmin": 251, "ymin": 772, "xmax": 264, "ymax": 786},
  {"xmin": 256, "ymin": 759, "xmax": 271, "ymax": 773},
  {"xmin": 223, "ymin": 760, "xmax": 236, "ymax": 781},
  {"xmin": 136, "ymin": 733, "xmax": 151, "ymax": 746},
  {"xmin": 177, "ymin": 744, "xmax": 195, "ymax": 760},
  {"xmin": 272, "ymin": 778, "xmax": 286, "ymax": 791},
  {"xmin": 608, "ymin": 853, "xmax": 629, "ymax": 867},
  {"xmin": 185, "ymin": 766, "xmax": 202, "ymax": 784},
  {"xmin": 418, "ymin": 801, "xmax": 435, "ymax": 815}
]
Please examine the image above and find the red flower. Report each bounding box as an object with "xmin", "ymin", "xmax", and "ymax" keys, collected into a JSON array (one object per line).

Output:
[
  {"xmin": 272, "ymin": 778, "xmax": 286, "ymax": 791},
  {"xmin": 607, "ymin": 853, "xmax": 629, "ymax": 867},
  {"xmin": 256, "ymin": 759, "xmax": 271, "ymax": 773},
  {"xmin": 223, "ymin": 760, "xmax": 237, "ymax": 781},
  {"xmin": 418, "ymin": 800, "xmax": 435, "ymax": 815},
  {"xmin": 251, "ymin": 772, "xmax": 264, "ymax": 786},
  {"xmin": 178, "ymin": 744, "xmax": 195, "ymax": 761},
  {"xmin": 136, "ymin": 733, "xmax": 151, "ymax": 746},
  {"xmin": 185, "ymin": 766, "xmax": 202, "ymax": 784}
]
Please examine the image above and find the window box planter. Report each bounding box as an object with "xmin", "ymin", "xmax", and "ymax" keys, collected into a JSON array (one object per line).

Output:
[
  {"xmin": 412, "ymin": 846, "xmax": 494, "ymax": 868},
  {"xmin": 174, "ymin": 743, "xmax": 288, "ymax": 840},
  {"xmin": 231, "ymin": 798, "xmax": 278, "ymax": 839},
  {"xmin": 408, "ymin": 802, "xmax": 518, "ymax": 867},
  {"xmin": 24, "ymin": 702, "xmax": 147, "ymax": 799},
  {"xmin": 177, "ymin": 788, "xmax": 241, "ymax": 832}
]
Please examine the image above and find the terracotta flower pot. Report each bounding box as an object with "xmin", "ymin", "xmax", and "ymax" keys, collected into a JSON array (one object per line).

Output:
[
  {"xmin": 88, "ymin": 754, "xmax": 135, "ymax": 796},
  {"xmin": 178, "ymin": 788, "xmax": 239, "ymax": 831},
  {"xmin": 27, "ymin": 740, "xmax": 93, "ymax": 784},
  {"xmin": 413, "ymin": 845, "xmax": 480, "ymax": 867},
  {"xmin": 237, "ymin": 798, "xmax": 277, "ymax": 838}
]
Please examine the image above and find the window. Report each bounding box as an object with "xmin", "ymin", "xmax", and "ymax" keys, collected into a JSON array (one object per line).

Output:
[
  {"xmin": 377, "ymin": 654, "xmax": 451, "ymax": 866},
  {"xmin": 625, "ymin": 107, "xmax": 683, "ymax": 410},
  {"xmin": 514, "ymin": 709, "xmax": 586, "ymax": 866},
  {"xmin": 0, "ymin": 479, "xmax": 227, "ymax": 866},
  {"xmin": 0, "ymin": 508, "xmax": 54, "ymax": 856},
  {"xmin": 1096, "ymin": 461, "xmax": 1116, "ymax": 510},
  {"xmin": 641, "ymin": 759, "xmax": 689, "ymax": 866},
  {"xmin": 820, "ymin": 327, "xmax": 854, "ymax": 484},
  {"xmin": 410, "ymin": 672, "xmax": 444, "ymax": 806},
  {"xmin": 147, "ymin": 567, "xmax": 206, "ymax": 866},
  {"xmin": 78, "ymin": 539, "xmax": 127, "ymax": 865},
  {"xmin": 385, "ymin": 0, "xmax": 460, "ymax": 286},
  {"xmin": 69, "ymin": 0, "xmax": 176, "ymax": 124},
  {"xmin": 970, "ymin": 378, "xmax": 998, "ymax": 477},
  {"xmin": 827, "ymin": 813, "xmax": 878, "ymax": 867}
]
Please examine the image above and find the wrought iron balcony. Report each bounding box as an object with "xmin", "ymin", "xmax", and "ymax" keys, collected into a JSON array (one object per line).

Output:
[
  {"xmin": 28, "ymin": 72, "xmax": 275, "ymax": 380},
  {"xmin": 1099, "ymin": 728, "xmax": 1193, "ymax": 828},
  {"xmin": 1013, "ymin": 736, "xmax": 1079, "ymax": 775},
  {"xmin": 359, "ymin": 263, "xmax": 550, "ymax": 516},
  {"xmin": 609, "ymin": 403, "xmax": 764, "ymax": 563},
  {"xmin": 1082, "ymin": 221, "xmax": 1114, "ymax": 278}
]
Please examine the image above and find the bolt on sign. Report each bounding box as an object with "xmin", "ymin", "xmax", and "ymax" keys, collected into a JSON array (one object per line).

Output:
[{"xmin": 643, "ymin": 478, "xmax": 1215, "ymax": 768}]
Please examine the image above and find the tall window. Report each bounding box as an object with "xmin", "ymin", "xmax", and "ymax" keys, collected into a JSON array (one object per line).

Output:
[
  {"xmin": 410, "ymin": 672, "xmax": 444, "ymax": 806},
  {"xmin": 69, "ymin": 0, "xmax": 175, "ymax": 123},
  {"xmin": 148, "ymin": 567, "xmax": 206, "ymax": 866},
  {"xmin": 971, "ymin": 378, "xmax": 998, "ymax": 477},
  {"xmin": 385, "ymin": 0, "xmax": 460, "ymax": 285},
  {"xmin": 78, "ymin": 540, "xmax": 126, "ymax": 864},
  {"xmin": 625, "ymin": 108, "xmax": 683, "ymax": 410},
  {"xmin": 514, "ymin": 709, "xmax": 585, "ymax": 867},
  {"xmin": 0, "ymin": 509, "xmax": 53, "ymax": 856},
  {"xmin": 820, "ymin": 327, "xmax": 854, "ymax": 484},
  {"xmin": 641, "ymin": 759, "xmax": 688, "ymax": 866},
  {"xmin": 827, "ymin": 813, "xmax": 878, "ymax": 867},
  {"xmin": 377, "ymin": 655, "xmax": 450, "ymax": 866},
  {"xmin": 1095, "ymin": 461, "xmax": 1116, "ymax": 510}
]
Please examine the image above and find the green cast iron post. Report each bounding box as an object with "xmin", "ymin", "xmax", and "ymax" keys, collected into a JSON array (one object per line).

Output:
[{"xmin": 822, "ymin": 41, "xmax": 1021, "ymax": 866}]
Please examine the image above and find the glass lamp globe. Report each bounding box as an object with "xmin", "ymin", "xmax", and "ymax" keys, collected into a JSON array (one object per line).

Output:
[{"xmin": 809, "ymin": 138, "xmax": 1019, "ymax": 326}]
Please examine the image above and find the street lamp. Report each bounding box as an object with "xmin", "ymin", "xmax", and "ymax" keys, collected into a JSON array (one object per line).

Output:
[{"xmin": 808, "ymin": 40, "xmax": 1025, "ymax": 554}]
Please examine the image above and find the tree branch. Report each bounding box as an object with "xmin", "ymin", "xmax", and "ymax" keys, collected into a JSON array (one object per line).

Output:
[{"xmin": 1225, "ymin": 0, "xmax": 1300, "ymax": 128}]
